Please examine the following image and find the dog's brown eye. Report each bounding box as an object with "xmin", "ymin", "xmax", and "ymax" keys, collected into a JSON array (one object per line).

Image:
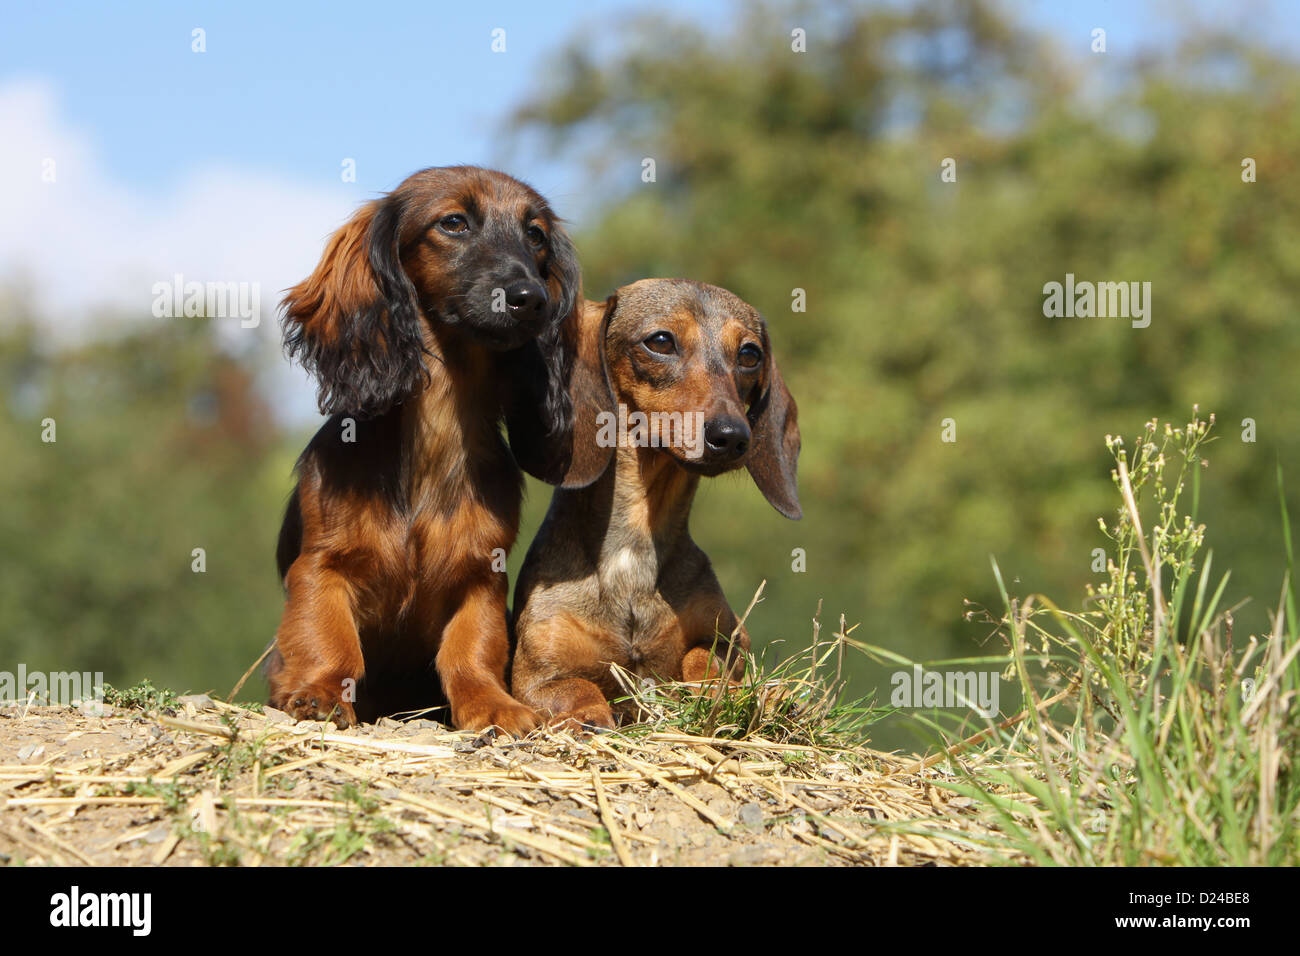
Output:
[
  {"xmin": 438, "ymin": 215, "xmax": 469, "ymax": 235},
  {"xmin": 526, "ymin": 224, "xmax": 547, "ymax": 247},
  {"xmin": 738, "ymin": 344, "xmax": 763, "ymax": 369},
  {"xmin": 644, "ymin": 331, "xmax": 676, "ymax": 355}
]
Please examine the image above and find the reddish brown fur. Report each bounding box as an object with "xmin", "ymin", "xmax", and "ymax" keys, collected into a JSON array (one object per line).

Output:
[{"xmin": 268, "ymin": 167, "xmax": 580, "ymax": 733}]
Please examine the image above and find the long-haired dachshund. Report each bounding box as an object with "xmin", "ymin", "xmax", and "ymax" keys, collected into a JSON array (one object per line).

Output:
[
  {"xmin": 510, "ymin": 279, "xmax": 801, "ymax": 728},
  {"xmin": 267, "ymin": 166, "xmax": 580, "ymax": 733}
]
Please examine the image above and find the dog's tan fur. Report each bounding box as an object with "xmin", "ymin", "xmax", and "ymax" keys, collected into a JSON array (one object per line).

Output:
[{"xmin": 511, "ymin": 279, "xmax": 801, "ymax": 728}]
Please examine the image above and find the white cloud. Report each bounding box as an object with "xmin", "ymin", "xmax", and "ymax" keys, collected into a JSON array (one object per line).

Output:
[{"xmin": 0, "ymin": 78, "xmax": 355, "ymax": 422}]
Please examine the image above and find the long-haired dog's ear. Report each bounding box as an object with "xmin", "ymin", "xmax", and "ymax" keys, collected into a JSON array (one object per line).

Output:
[
  {"xmin": 535, "ymin": 224, "xmax": 582, "ymax": 454},
  {"xmin": 746, "ymin": 330, "xmax": 802, "ymax": 519},
  {"xmin": 542, "ymin": 225, "xmax": 582, "ymax": 342},
  {"xmin": 281, "ymin": 195, "xmax": 428, "ymax": 417},
  {"xmin": 505, "ymin": 223, "xmax": 591, "ymax": 483},
  {"xmin": 507, "ymin": 292, "xmax": 616, "ymax": 486}
]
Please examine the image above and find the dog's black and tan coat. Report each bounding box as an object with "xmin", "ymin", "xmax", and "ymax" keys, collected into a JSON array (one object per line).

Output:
[{"xmin": 511, "ymin": 279, "xmax": 801, "ymax": 728}]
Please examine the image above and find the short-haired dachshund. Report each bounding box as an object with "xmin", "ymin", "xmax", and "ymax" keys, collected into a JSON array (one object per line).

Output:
[{"xmin": 510, "ymin": 278, "xmax": 801, "ymax": 729}]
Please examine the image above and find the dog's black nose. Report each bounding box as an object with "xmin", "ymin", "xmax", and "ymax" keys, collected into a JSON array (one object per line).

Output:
[
  {"xmin": 704, "ymin": 417, "xmax": 751, "ymax": 459},
  {"xmin": 505, "ymin": 280, "xmax": 547, "ymax": 319}
]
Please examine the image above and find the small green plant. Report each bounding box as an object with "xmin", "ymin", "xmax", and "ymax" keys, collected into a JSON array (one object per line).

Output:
[
  {"xmin": 283, "ymin": 783, "xmax": 394, "ymax": 866},
  {"xmin": 100, "ymin": 679, "xmax": 179, "ymax": 714},
  {"xmin": 614, "ymin": 594, "xmax": 887, "ymax": 752},
  {"xmin": 930, "ymin": 411, "xmax": 1299, "ymax": 865},
  {"xmin": 193, "ymin": 828, "xmax": 243, "ymax": 867},
  {"xmin": 587, "ymin": 827, "xmax": 612, "ymax": 860},
  {"xmin": 215, "ymin": 735, "xmax": 267, "ymax": 784},
  {"xmin": 124, "ymin": 778, "xmax": 189, "ymax": 813}
]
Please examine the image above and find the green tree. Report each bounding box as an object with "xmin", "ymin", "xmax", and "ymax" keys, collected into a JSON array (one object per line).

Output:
[
  {"xmin": 510, "ymin": 0, "xmax": 1300, "ymax": 718},
  {"xmin": 0, "ymin": 308, "xmax": 290, "ymax": 695}
]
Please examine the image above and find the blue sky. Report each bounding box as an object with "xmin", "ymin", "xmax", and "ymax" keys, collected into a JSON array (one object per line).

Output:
[
  {"xmin": 6, "ymin": 1, "xmax": 1295, "ymax": 204},
  {"xmin": 0, "ymin": 0, "xmax": 728, "ymax": 208},
  {"xmin": 2, "ymin": 0, "xmax": 1295, "ymax": 420}
]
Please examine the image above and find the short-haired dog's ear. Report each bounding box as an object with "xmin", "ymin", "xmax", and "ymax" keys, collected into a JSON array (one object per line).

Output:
[
  {"xmin": 281, "ymin": 195, "xmax": 429, "ymax": 418},
  {"xmin": 746, "ymin": 330, "xmax": 802, "ymax": 519},
  {"xmin": 510, "ymin": 293, "xmax": 618, "ymax": 487},
  {"xmin": 560, "ymin": 294, "xmax": 619, "ymax": 486}
]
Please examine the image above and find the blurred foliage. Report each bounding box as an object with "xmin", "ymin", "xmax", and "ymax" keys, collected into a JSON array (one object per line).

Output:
[
  {"xmin": 0, "ymin": 305, "xmax": 292, "ymax": 695},
  {"xmin": 2, "ymin": 1, "xmax": 1298, "ymax": 742},
  {"xmin": 509, "ymin": 0, "xmax": 1300, "ymax": 720}
]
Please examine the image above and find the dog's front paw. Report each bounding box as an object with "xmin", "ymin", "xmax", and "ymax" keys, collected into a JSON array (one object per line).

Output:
[
  {"xmin": 454, "ymin": 695, "xmax": 541, "ymax": 737},
  {"xmin": 549, "ymin": 702, "xmax": 616, "ymax": 734},
  {"xmin": 272, "ymin": 681, "xmax": 357, "ymax": 727}
]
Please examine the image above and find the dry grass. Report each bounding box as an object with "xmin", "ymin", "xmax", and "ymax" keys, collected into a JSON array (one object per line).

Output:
[{"xmin": 0, "ymin": 695, "xmax": 1013, "ymax": 867}]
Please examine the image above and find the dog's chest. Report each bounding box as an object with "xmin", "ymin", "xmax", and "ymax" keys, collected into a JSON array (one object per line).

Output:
[
  {"xmin": 357, "ymin": 469, "xmax": 517, "ymax": 628},
  {"xmin": 592, "ymin": 542, "xmax": 682, "ymax": 674},
  {"xmin": 597, "ymin": 544, "xmax": 658, "ymax": 598}
]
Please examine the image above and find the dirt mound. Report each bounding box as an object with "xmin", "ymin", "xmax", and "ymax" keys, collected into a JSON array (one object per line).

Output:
[{"xmin": 0, "ymin": 698, "xmax": 993, "ymax": 866}]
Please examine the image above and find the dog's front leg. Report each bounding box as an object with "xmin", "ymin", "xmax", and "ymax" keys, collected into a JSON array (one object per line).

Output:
[
  {"xmin": 676, "ymin": 587, "xmax": 748, "ymax": 686},
  {"xmin": 269, "ymin": 553, "xmax": 364, "ymax": 726},
  {"xmin": 680, "ymin": 600, "xmax": 750, "ymax": 687},
  {"xmin": 437, "ymin": 578, "xmax": 541, "ymax": 736}
]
